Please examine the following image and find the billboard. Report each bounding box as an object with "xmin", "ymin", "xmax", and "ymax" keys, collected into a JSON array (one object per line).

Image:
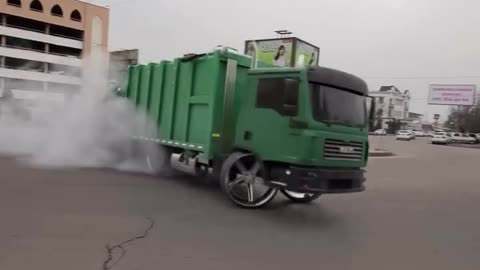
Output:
[
  {"xmin": 295, "ymin": 39, "xmax": 319, "ymax": 67},
  {"xmin": 245, "ymin": 38, "xmax": 319, "ymax": 68},
  {"xmin": 428, "ymin": 84, "xmax": 476, "ymax": 106},
  {"xmin": 245, "ymin": 39, "xmax": 293, "ymax": 67}
]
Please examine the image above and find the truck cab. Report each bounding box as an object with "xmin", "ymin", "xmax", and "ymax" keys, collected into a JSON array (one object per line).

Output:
[{"xmin": 225, "ymin": 65, "xmax": 368, "ymax": 205}]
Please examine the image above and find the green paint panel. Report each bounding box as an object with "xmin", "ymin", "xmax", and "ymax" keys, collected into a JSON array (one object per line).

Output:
[
  {"xmin": 173, "ymin": 62, "xmax": 193, "ymax": 142},
  {"xmin": 127, "ymin": 66, "xmax": 140, "ymax": 105},
  {"xmin": 138, "ymin": 65, "xmax": 152, "ymax": 110},
  {"xmin": 148, "ymin": 62, "xmax": 166, "ymax": 125},
  {"xmin": 188, "ymin": 105, "xmax": 209, "ymax": 145}
]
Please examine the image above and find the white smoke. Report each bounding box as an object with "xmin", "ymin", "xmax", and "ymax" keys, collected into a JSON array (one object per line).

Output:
[{"xmin": 0, "ymin": 52, "xmax": 160, "ymax": 173}]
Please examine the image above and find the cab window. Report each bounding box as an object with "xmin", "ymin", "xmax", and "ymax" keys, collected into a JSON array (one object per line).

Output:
[{"xmin": 256, "ymin": 78, "xmax": 299, "ymax": 116}]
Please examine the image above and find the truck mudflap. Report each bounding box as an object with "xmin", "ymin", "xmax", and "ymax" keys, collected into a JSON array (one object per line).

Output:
[{"xmin": 269, "ymin": 166, "xmax": 366, "ymax": 194}]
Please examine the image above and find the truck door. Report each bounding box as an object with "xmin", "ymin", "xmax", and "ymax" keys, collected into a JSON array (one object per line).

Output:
[{"xmin": 236, "ymin": 75, "xmax": 304, "ymax": 161}]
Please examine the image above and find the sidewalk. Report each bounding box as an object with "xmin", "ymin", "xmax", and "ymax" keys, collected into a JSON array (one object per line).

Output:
[
  {"xmin": 369, "ymin": 135, "xmax": 395, "ymax": 157},
  {"xmin": 369, "ymin": 149, "xmax": 394, "ymax": 157}
]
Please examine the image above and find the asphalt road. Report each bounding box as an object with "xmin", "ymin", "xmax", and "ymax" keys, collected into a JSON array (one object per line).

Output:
[{"xmin": 1, "ymin": 136, "xmax": 480, "ymax": 270}]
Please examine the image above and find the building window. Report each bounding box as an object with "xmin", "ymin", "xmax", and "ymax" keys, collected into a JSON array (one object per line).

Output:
[
  {"xmin": 29, "ymin": 0, "xmax": 43, "ymax": 12},
  {"xmin": 51, "ymin": 4, "xmax": 63, "ymax": 17},
  {"xmin": 70, "ymin": 10, "xmax": 82, "ymax": 21},
  {"xmin": 7, "ymin": 0, "xmax": 22, "ymax": 7},
  {"xmin": 378, "ymin": 97, "xmax": 384, "ymax": 103}
]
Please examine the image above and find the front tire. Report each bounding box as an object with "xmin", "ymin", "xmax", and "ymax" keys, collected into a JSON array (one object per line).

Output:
[
  {"xmin": 219, "ymin": 152, "xmax": 277, "ymax": 208},
  {"xmin": 281, "ymin": 189, "xmax": 321, "ymax": 203}
]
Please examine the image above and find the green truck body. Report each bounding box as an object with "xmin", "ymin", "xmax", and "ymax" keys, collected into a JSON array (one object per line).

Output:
[{"xmin": 125, "ymin": 48, "xmax": 369, "ymax": 208}]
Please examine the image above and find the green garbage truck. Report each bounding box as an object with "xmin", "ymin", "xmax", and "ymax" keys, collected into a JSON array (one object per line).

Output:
[{"xmin": 123, "ymin": 46, "xmax": 370, "ymax": 208}]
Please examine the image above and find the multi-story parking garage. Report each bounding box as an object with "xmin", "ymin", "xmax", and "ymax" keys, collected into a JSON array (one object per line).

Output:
[{"xmin": 0, "ymin": 0, "xmax": 108, "ymax": 108}]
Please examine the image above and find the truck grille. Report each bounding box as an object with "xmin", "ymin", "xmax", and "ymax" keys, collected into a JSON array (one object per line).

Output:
[{"xmin": 324, "ymin": 139, "xmax": 364, "ymax": 161}]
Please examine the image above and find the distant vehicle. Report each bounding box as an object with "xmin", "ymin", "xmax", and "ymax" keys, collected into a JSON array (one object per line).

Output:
[
  {"xmin": 427, "ymin": 131, "xmax": 436, "ymax": 137},
  {"xmin": 467, "ymin": 133, "xmax": 479, "ymax": 143},
  {"xmin": 431, "ymin": 132, "xmax": 452, "ymax": 145},
  {"xmin": 373, "ymin": 129, "xmax": 387, "ymax": 135},
  {"xmin": 396, "ymin": 130, "xmax": 415, "ymax": 141},
  {"xmin": 450, "ymin": 133, "xmax": 476, "ymax": 144},
  {"xmin": 413, "ymin": 130, "xmax": 426, "ymax": 137}
]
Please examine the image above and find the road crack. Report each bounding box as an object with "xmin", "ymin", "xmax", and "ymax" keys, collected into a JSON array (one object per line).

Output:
[{"xmin": 102, "ymin": 217, "xmax": 155, "ymax": 270}]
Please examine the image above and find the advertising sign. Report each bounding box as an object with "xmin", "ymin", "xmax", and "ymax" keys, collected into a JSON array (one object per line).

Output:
[
  {"xmin": 428, "ymin": 84, "xmax": 476, "ymax": 106},
  {"xmin": 245, "ymin": 39, "xmax": 293, "ymax": 67},
  {"xmin": 295, "ymin": 39, "xmax": 320, "ymax": 67},
  {"xmin": 245, "ymin": 37, "xmax": 320, "ymax": 68}
]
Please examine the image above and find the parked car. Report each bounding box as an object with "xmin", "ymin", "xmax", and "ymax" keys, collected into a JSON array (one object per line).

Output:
[
  {"xmin": 467, "ymin": 133, "xmax": 479, "ymax": 143},
  {"xmin": 413, "ymin": 130, "xmax": 426, "ymax": 137},
  {"xmin": 427, "ymin": 131, "xmax": 436, "ymax": 137},
  {"xmin": 396, "ymin": 130, "xmax": 415, "ymax": 141},
  {"xmin": 431, "ymin": 132, "xmax": 452, "ymax": 145},
  {"xmin": 373, "ymin": 129, "xmax": 387, "ymax": 135},
  {"xmin": 450, "ymin": 132, "xmax": 476, "ymax": 144}
]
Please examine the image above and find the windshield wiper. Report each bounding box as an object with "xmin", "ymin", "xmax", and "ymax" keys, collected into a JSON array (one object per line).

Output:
[
  {"xmin": 321, "ymin": 120, "xmax": 350, "ymax": 125},
  {"xmin": 321, "ymin": 120, "xmax": 361, "ymax": 128}
]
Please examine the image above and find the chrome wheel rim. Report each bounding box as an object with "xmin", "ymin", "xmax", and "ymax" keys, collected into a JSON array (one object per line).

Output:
[
  {"xmin": 283, "ymin": 190, "xmax": 316, "ymax": 199},
  {"xmin": 224, "ymin": 154, "xmax": 277, "ymax": 207}
]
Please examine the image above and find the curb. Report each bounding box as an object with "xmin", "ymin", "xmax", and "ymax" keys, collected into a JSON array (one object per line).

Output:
[{"xmin": 369, "ymin": 150, "xmax": 395, "ymax": 157}]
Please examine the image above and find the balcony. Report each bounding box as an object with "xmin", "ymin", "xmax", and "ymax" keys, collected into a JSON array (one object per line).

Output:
[
  {"xmin": 0, "ymin": 66, "xmax": 81, "ymax": 85},
  {"xmin": 0, "ymin": 25, "xmax": 83, "ymax": 49},
  {"xmin": 0, "ymin": 46, "xmax": 81, "ymax": 67}
]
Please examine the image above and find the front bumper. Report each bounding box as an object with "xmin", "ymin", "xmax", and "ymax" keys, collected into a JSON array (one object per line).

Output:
[{"xmin": 269, "ymin": 166, "xmax": 365, "ymax": 194}]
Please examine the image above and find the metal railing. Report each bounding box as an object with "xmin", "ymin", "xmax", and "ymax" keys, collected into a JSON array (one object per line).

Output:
[
  {"xmin": 4, "ymin": 23, "xmax": 84, "ymax": 41},
  {"xmin": 0, "ymin": 64, "xmax": 44, "ymax": 72},
  {"xmin": 2, "ymin": 44, "xmax": 82, "ymax": 59},
  {"xmin": 0, "ymin": 65, "xmax": 81, "ymax": 78}
]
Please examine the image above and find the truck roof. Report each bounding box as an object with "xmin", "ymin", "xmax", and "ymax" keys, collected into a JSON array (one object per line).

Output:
[{"xmin": 308, "ymin": 67, "xmax": 368, "ymax": 95}]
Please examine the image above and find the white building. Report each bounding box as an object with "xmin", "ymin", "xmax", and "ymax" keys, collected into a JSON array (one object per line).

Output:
[{"xmin": 369, "ymin": 85, "xmax": 411, "ymax": 129}]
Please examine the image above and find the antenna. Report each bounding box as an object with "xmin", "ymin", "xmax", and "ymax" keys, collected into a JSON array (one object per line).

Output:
[{"xmin": 274, "ymin": 30, "xmax": 293, "ymax": 38}]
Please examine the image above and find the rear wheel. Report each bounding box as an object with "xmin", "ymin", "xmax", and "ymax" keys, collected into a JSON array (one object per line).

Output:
[
  {"xmin": 220, "ymin": 152, "xmax": 277, "ymax": 208},
  {"xmin": 145, "ymin": 146, "xmax": 171, "ymax": 174},
  {"xmin": 281, "ymin": 189, "xmax": 321, "ymax": 203}
]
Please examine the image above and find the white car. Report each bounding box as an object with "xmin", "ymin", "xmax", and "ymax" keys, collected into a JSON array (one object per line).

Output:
[
  {"xmin": 396, "ymin": 130, "xmax": 415, "ymax": 141},
  {"xmin": 413, "ymin": 130, "xmax": 426, "ymax": 137},
  {"xmin": 373, "ymin": 129, "xmax": 387, "ymax": 135},
  {"xmin": 450, "ymin": 132, "xmax": 476, "ymax": 144},
  {"xmin": 431, "ymin": 132, "xmax": 452, "ymax": 145}
]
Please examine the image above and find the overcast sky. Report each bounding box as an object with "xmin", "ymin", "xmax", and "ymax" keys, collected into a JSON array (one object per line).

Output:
[{"xmin": 91, "ymin": 0, "xmax": 480, "ymax": 122}]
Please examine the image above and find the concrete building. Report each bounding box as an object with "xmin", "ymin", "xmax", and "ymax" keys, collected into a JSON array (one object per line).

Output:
[
  {"xmin": 370, "ymin": 85, "xmax": 411, "ymax": 130},
  {"xmin": 0, "ymin": 0, "xmax": 109, "ymax": 106}
]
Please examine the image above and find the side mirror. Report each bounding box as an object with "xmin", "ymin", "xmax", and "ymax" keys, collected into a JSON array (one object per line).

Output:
[{"xmin": 289, "ymin": 118, "xmax": 308, "ymax": 129}]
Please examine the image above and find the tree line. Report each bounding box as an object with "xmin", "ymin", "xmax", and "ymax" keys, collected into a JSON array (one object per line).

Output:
[{"xmin": 445, "ymin": 105, "xmax": 480, "ymax": 133}]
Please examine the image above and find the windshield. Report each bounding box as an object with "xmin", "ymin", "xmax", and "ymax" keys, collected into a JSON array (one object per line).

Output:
[{"xmin": 309, "ymin": 83, "xmax": 366, "ymax": 127}]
